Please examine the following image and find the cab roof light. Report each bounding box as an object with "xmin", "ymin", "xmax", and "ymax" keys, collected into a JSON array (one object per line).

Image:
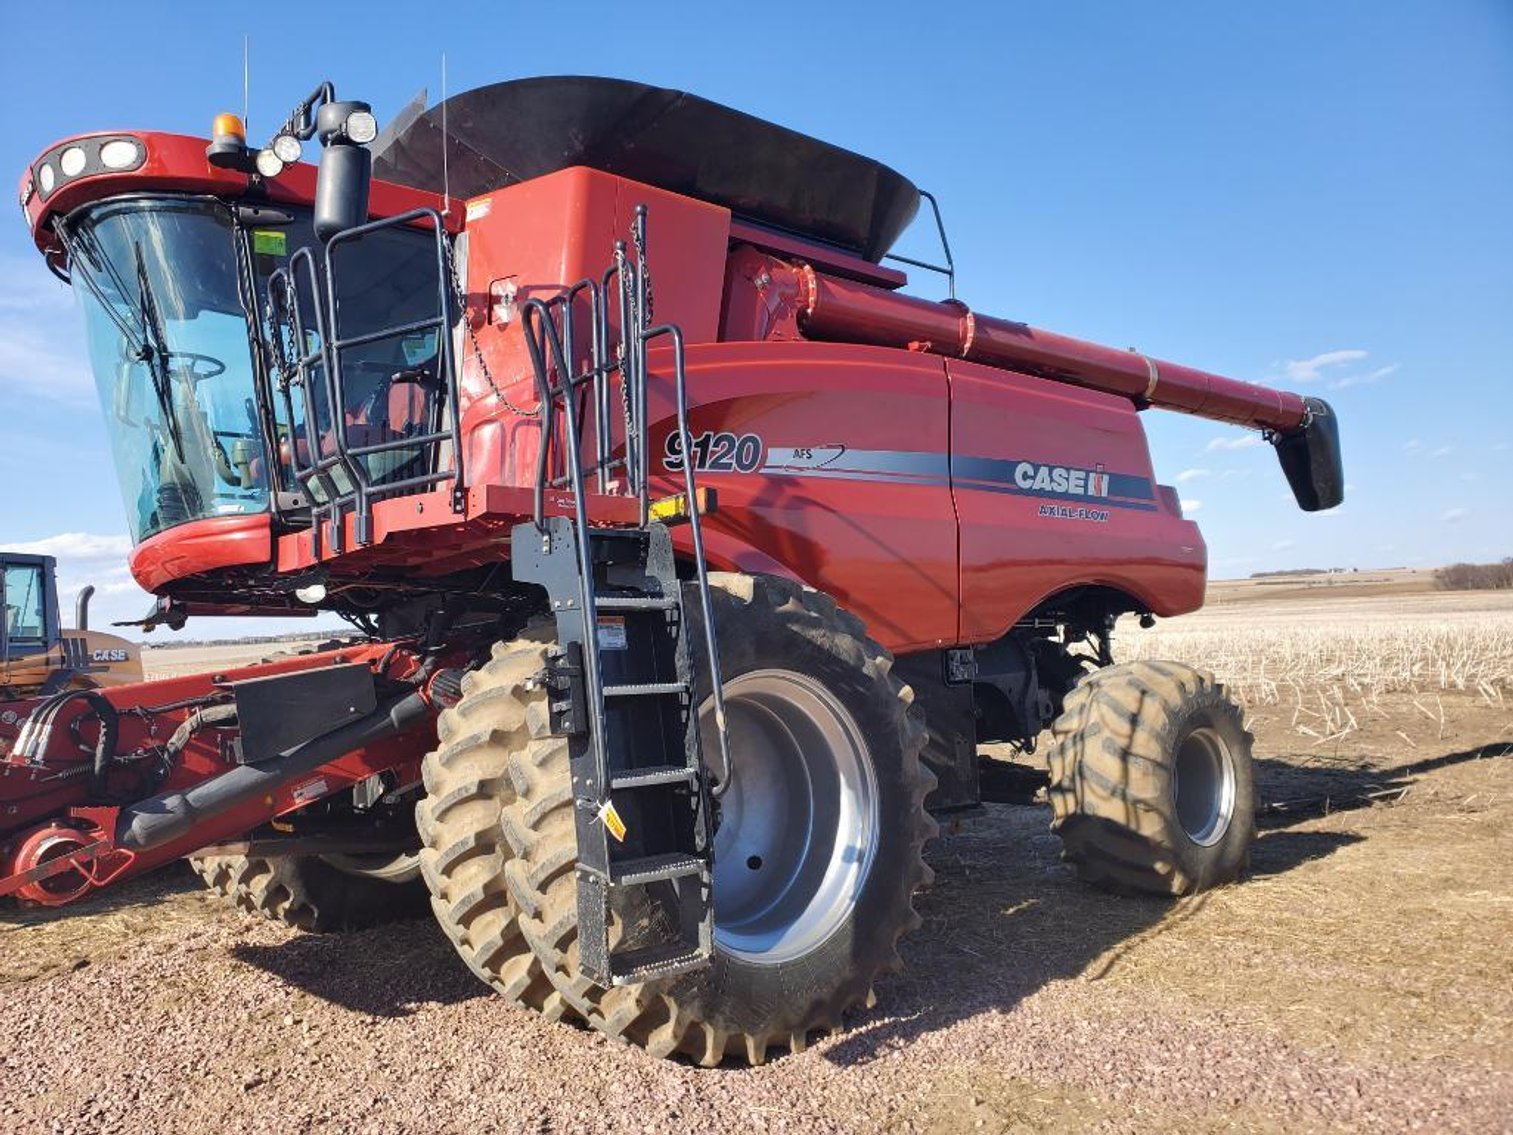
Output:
[
  {"xmin": 29, "ymin": 135, "xmax": 146, "ymax": 201},
  {"xmin": 207, "ymin": 113, "xmax": 256, "ymax": 171},
  {"xmin": 213, "ymin": 113, "xmax": 246, "ymax": 142}
]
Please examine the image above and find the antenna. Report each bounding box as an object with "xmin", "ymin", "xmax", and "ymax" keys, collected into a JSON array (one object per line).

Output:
[
  {"xmin": 441, "ymin": 52, "xmax": 450, "ymax": 216},
  {"xmin": 242, "ymin": 36, "xmax": 250, "ymax": 135}
]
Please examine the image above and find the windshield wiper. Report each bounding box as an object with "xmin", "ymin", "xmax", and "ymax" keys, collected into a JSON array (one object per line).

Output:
[
  {"xmin": 134, "ymin": 242, "xmax": 187, "ymax": 464},
  {"xmin": 52, "ymin": 218, "xmax": 186, "ymax": 465},
  {"xmin": 51, "ymin": 219, "xmax": 148, "ymax": 357}
]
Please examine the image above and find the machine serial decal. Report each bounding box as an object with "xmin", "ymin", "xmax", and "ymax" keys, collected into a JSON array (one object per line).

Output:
[{"xmin": 664, "ymin": 430, "xmax": 765, "ymax": 473}]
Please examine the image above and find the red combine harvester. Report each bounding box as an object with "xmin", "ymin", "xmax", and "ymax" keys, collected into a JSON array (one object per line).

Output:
[{"xmin": 6, "ymin": 77, "xmax": 1341, "ymax": 1064}]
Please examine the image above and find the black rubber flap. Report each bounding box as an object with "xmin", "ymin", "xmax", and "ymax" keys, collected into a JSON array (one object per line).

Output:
[
  {"xmin": 371, "ymin": 76, "xmax": 920, "ymax": 261},
  {"xmin": 231, "ymin": 663, "xmax": 378, "ymax": 765}
]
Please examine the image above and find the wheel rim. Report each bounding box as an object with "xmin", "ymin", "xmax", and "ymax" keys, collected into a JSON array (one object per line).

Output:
[
  {"xmin": 320, "ymin": 852, "xmax": 422, "ymax": 883},
  {"xmin": 703, "ymin": 670, "xmax": 879, "ymax": 966},
  {"xmin": 1172, "ymin": 725, "xmax": 1236, "ymax": 847}
]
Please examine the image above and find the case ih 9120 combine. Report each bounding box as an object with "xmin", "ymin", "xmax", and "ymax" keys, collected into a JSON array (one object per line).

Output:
[{"xmin": 5, "ymin": 77, "xmax": 1340, "ymax": 1064}]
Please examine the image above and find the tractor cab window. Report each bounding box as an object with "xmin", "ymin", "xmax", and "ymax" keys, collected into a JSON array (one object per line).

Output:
[
  {"xmin": 66, "ymin": 196, "xmax": 448, "ymax": 541},
  {"xmin": 260, "ymin": 218, "xmax": 447, "ymax": 498},
  {"xmin": 69, "ymin": 198, "xmax": 267, "ymax": 542},
  {"xmin": 2, "ymin": 563, "xmax": 46, "ymax": 648}
]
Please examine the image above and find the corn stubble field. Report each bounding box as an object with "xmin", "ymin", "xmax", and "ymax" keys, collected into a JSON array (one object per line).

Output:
[{"xmin": 2, "ymin": 572, "xmax": 1510, "ymax": 1134}]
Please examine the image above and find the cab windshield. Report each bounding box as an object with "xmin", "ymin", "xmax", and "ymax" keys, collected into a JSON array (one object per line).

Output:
[
  {"xmin": 66, "ymin": 196, "xmax": 447, "ymax": 543},
  {"xmin": 68, "ymin": 197, "xmax": 273, "ymax": 542}
]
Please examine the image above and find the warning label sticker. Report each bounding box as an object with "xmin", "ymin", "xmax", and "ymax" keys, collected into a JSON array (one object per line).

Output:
[
  {"xmin": 252, "ymin": 230, "xmax": 287, "ymax": 256},
  {"xmin": 597, "ymin": 616, "xmax": 628, "ymax": 650},
  {"xmin": 291, "ymin": 777, "xmax": 329, "ymax": 805}
]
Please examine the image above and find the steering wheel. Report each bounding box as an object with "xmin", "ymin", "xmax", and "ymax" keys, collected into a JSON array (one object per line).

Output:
[{"xmin": 167, "ymin": 351, "xmax": 226, "ymax": 383}]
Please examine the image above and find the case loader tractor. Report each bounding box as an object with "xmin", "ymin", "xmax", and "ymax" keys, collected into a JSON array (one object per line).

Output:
[{"xmin": 1, "ymin": 553, "xmax": 142, "ymax": 752}]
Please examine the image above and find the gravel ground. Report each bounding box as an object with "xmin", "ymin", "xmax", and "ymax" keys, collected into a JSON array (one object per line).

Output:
[{"xmin": 2, "ymin": 685, "xmax": 1510, "ymax": 1133}]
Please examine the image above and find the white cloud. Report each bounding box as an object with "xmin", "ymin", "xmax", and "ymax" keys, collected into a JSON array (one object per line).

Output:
[
  {"xmin": 0, "ymin": 254, "xmax": 94, "ymax": 405},
  {"xmin": 0, "ymin": 532, "xmax": 132, "ymax": 559},
  {"xmin": 0, "ymin": 532, "xmax": 148, "ymax": 629},
  {"xmin": 1180, "ymin": 498, "xmax": 1202, "ymax": 514},
  {"xmin": 1272, "ymin": 539, "xmax": 1295, "ymax": 551},
  {"xmin": 1204, "ymin": 434, "xmax": 1263, "ymax": 453},
  {"xmin": 1269, "ymin": 348, "xmax": 1399, "ymax": 392},
  {"xmin": 1403, "ymin": 439, "xmax": 1456, "ymax": 460},
  {"xmin": 1279, "ymin": 349, "xmax": 1367, "ymax": 384},
  {"xmin": 1175, "ymin": 468, "xmax": 1210, "ymax": 483},
  {"xmin": 1493, "ymin": 442, "xmax": 1510, "ymax": 453},
  {"xmin": 1441, "ymin": 507, "xmax": 1470, "ymax": 523},
  {"xmin": 1332, "ymin": 363, "xmax": 1399, "ymax": 390}
]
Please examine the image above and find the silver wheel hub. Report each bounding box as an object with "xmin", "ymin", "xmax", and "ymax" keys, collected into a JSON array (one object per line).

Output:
[
  {"xmin": 320, "ymin": 851, "xmax": 422, "ymax": 883},
  {"xmin": 704, "ymin": 670, "xmax": 879, "ymax": 966},
  {"xmin": 1172, "ymin": 725, "xmax": 1237, "ymax": 847}
]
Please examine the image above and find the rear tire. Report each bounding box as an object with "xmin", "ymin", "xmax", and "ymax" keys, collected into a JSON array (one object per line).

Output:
[
  {"xmin": 1046, "ymin": 660, "xmax": 1255, "ymax": 896},
  {"xmin": 501, "ymin": 573, "xmax": 935, "ymax": 1065},
  {"xmin": 189, "ymin": 852, "xmax": 428, "ymax": 932}
]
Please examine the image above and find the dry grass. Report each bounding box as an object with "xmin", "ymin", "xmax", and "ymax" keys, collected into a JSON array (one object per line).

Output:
[
  {"xmin": 1116, "ymin": 590, "xmax": 1513, "ymax": 754},
  {"xmin": 1119, "ymin": 602, "xmax": 1513, "ymax": 702}
]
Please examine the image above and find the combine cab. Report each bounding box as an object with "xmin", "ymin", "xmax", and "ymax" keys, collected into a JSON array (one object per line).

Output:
[{"xmin": 4, "ymin": 76, "xmax": 1341, "ymax": 1063}]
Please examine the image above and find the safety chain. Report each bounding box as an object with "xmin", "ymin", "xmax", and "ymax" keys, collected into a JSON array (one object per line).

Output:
[
  {"xmin": 631, "ymin": 209, "xmax": 654, "ymax": 325},
  {"xmin": 613, "ymin": 247, "xmax": 639, "ymax": 478},
  {"xmin": 443, "ymin": 235, "xmax": 540, "ymax": 419}
]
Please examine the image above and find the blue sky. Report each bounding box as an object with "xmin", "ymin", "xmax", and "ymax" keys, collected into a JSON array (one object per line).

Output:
[{"xmin": 1, "ymin": 1, "xmax": 1509, "ymax": 637}]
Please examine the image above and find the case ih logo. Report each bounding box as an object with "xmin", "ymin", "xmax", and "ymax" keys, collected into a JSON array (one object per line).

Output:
[{"xmin": 1013, "ymin": 462, "xmax": 1110, "ymax": 498}]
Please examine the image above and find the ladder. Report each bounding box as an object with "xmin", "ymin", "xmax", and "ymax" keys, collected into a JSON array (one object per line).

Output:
[{"xmin": 511, "ymin": 208, "xmax": 730, "ymax": 986}]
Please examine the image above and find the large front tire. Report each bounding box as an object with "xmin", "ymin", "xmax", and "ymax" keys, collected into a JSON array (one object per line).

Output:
[
  {"xmin": 502, "ymin": 573, "xmax": 934, "ymax": 1065},
  {"xmin": 1046, "ymin": 660, "xmax": 1256, "ymax": 896},
  {"xmin": 415, "ymin": 635, "xmax": 573, "ymax": 1020}
]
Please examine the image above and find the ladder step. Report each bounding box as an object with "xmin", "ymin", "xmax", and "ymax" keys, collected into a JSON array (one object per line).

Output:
[
  {"xmin": 608, "ymin": 852, "xmax": 705, "ymax": 886},
  {"xmin": 602, "ymin": 681, "xmax": 688, "ymax": 698},
  {"xmin": 610, "ymin": 764, "xmax": 698, "ymax": 790},
  {"xmin": 609, "ymin": 942, "xmax": 710, "ymax": 985},
  {"xmin": 594, "ymin": 596, "xmax": 678, "ymax": 611}
]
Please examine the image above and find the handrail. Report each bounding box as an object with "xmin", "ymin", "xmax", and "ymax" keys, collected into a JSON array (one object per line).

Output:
[{"xmin": 259, "ymin": 208, "xmax": 466, "ymax": 553}]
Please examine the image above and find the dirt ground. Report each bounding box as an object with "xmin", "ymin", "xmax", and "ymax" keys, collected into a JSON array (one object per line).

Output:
[{"xmin": 2, "ymin": 585, "xmax": 1510, "ymax": 1133}]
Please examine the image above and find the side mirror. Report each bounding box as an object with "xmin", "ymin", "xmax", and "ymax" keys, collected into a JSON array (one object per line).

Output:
[
  {"xmin": 1273, "ymin": 396, "xmax": 1344, "ymax": 512},
  {"xmin": 313, "ymin": 100, "xmax": 375, "ymax": 242}
]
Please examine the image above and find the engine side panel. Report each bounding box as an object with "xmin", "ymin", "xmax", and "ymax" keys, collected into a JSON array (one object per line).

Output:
[
  {"xmin": 949, "ymin": 358, "xmax": 1205, "ymax": 641},
  {"xmin": 648, "ymin": 341, "xmax": 959, "ymax": 653}
]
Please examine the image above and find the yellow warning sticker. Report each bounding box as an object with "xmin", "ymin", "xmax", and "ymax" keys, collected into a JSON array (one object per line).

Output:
[{"xmin": 599, "ymin": 799, "xmax": 628, "ymax": 843}]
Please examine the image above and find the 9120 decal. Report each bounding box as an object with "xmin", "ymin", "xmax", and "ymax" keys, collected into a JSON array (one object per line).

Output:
[{"xmin": 663, "ymin": 430, "xmax": 765, "ymax": 474}]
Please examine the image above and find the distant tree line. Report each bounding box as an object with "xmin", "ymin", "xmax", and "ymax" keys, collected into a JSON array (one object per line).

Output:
[{"xmin": 1434, "ymin": 558, "xmax": 1513, "ymax": 591}]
